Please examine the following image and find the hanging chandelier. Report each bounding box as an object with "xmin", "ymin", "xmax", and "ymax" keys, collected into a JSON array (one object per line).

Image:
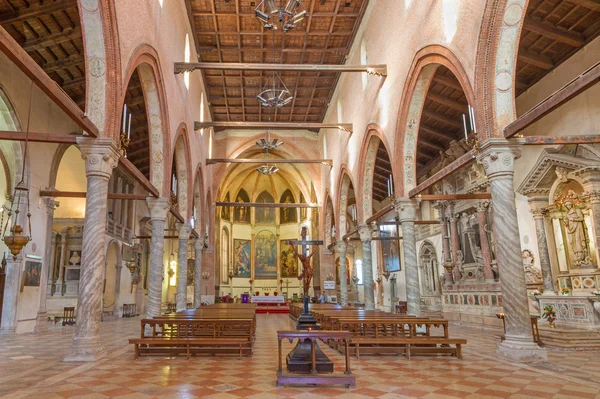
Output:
[
  {"xmin": 2, "ymin": 84, "xmax": 34, "ymax": 261},
  {"xmin": 256, "ymin": 164, "xmax": 279, "ymax": 175},
  {"xmin": 256, "ymin": 128, "xmax": 283, "ymax": 151},
  {"xmin": 255, "ymin": 0, "xmax": 307, "ymax": 31},
  {"xmin": 257, "ymin": 72, "xmax": 293, "ymax": 108}
]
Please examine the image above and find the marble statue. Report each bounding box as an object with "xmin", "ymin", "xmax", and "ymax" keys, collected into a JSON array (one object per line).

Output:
[
  {"xmin": 456, "ymin": 250, "xmax": 464, "ymax": 280},
  {"xmin": 474, "ymin": 246, "xmax": 485, "ymax": 282},
  {"xmin": 562, "ymin": 192, "xmax": 592, "ymax": 267},
  {"xmin": 521, "ymin": 249, "xmax": 542, "ymax": 284}
]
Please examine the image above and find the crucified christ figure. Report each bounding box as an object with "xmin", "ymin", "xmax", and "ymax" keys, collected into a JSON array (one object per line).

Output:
[{"xmin": 289, "ymin": 244, "xmax": 318, "ymax": 297}]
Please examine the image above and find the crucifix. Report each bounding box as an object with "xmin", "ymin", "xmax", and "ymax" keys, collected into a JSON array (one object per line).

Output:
[{"xmin": 286, "ymin": 226, "xmax": 323, "ymax": 317}]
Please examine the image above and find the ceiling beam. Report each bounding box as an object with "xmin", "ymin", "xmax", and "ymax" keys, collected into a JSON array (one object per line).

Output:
[
  {"xmin": 417, "ymin": 139, "xmax": 445, "ymax": 152},
  {"xmin": 194, "ymin": 121, "xmax": 352, "ymax": 133},
  {"xmin": 416, "ymin": 193, "xmax": 492, "ymax": 201},
  {"xmin": 175, "ymin": 62, "xmax": 387, "ymax": 76},
  {"xmin": 0, "ymin": 130, "xmax": 79, "ymax": 144},
  {"xmin": 505, "ymin": 60, "xmax": 600, "ymax": 138},
  {"xmin": 206, "ymin": 158, "xmax": 333, "ymax": 165},
  {"xmin": 190, "ymin": 11, "xmax": 360, "ymax": 17},
  {"xmin": 419, "ymin": 124, "xmax": 455, "ymax": 142},
  {"xmin": 409, "ymin": 152, "xmax": 475, "ymax": 198},
  {"xmin": 432, "ymin": 75, "xmax": 464, "ymax": 92},
  {"xmin": 21, "ymin": 28, "xmax": 80, "ymax": 52},
  {"xmin": 0, "ymin": 0, "xmax": 75, "ymax": 24},
  {"xmin": 42, "ymin": 55, "xmax": 84, "ymax": 74},
  {"xmin": 518, "ymin": 51, "xmax": 554, "ymax": 70},
  {"xmin": 566, "ymin": 0, "xmax": 600, "ymax": 13},
  {"xmin": 514, "ymin": 134, "xmax": 600, "ymax": 145},
  {"xmin": 39, "ymin": 190, "xmax": 149, "ymax": 200},
  {"xmin": 216, "ymin": 202, "xmax": 319, "ymax": 208},
  {"xmin": 421, "ymin": 110, "xmax": 463, "ymax": 129},
  {"xmin": 118, "ymin": 156, "xmax": 159, "ymax": 198},
  {"xmin": 0, "ymin": 26, "xmax": 98, "ymax": 137},
  {"xmin": 523, "ymin": 17, "xmax": 585, "ymax": 47},
  {"xmin": 426, "ymin": 93, "xmax": 467, "ymax": 111}
]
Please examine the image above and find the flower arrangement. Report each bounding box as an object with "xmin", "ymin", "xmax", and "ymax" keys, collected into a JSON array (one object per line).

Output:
[
  {"xmin": 561, "ymin": 287, "xmax": 570, "ymax": 295},
  {"xmin": 592, "ymin": 290, "xmax": 600, "ymax": 296},
  {"xmin": 542, "ymin": 305, "xmax": 556, "ymax": 328},
  {"xmin": 529, "ymin": 289, "xmax": 541, "ymax": 296}
]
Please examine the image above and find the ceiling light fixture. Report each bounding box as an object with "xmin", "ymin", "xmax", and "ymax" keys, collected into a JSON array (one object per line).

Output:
[
  {"xmin": 255, "ymin": 0, "xmax": 307, "ymax": 31},
  {"xmin": 257, "ymin": 72, "xmax": 293, "ymax": 108},
  {"xmin": 256, "ymin": 128, "xmax": 283, "ymax": 151}
]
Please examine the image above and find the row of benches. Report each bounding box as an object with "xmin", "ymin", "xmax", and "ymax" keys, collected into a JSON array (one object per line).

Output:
[
  {"xmin": 128, "ymin": 303, "xmax": 257, "ymax": 359},
  {"xmin": 292, "ymin": 304, "xmax": 466, "ymax": 359}
]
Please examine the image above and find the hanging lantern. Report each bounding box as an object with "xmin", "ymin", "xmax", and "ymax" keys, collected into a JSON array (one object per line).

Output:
[
  {"xmin": 255, "ymin": 0, "xmax": 307, "ymax": 31},
  {"xmin": 2, "ymin": 176, "xmax": 32, "ymax": 261}
]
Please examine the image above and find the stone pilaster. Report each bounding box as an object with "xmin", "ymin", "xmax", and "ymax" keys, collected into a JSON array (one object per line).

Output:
[
  {"xmin": 335, "ymin": 240, "xmax": 348, "ymax": 306},
  {"xmin": 448, "ymin": 203, "xmax": 461, "ymax": 283},
  {"xmin": 35, "ymin": 198, "xmax": 59, "ymax": 332},
  {"xmin": 145, "ymin": 197, "xmax": 170, "ymax": 320},
  {"xmin": 346, "ymin": 243, "xmax": 358, "ymax": 302},
  {"xmin": 64, "ymin": 138, "xmax": 119, "ymax": 362},
  {"xmin": 529, "ymin": 198, "xmax": 556, "ymax": 295},
  {"xmin": 358, "ymin": 225, "xmax": 375, "ymax": 310},
  {"xmin": 477, "ymin": 138, "xmax": 547, "ymax": 363},
  {"xmin": 395, "ymin": 198, "xmax": 421, "ymax": 316},
  {"xmin": 177, "ymin": 224, "xmax": 192, "ymax": 312},
  {"xmin": 476, "ymin": 201, "xmax": 495, "ymax": 282},
  {"xmin": 0, "ymin": 255, "xmax": 23, "ymax": 335},
  {"xmin": 194, "ymin": 238, "xmax": 203, "ymax": 308}
]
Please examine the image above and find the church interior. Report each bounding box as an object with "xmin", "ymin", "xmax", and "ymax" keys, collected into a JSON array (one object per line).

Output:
[{"xmin": 1, "ymin": 0, "xmax": 600, "ymax": 397}]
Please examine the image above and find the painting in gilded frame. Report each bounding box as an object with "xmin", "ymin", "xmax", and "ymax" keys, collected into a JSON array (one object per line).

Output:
[
  {"xmin": 233, "ymin": 239, "xmax": 251, "ymax": 277},
  {"xmin": 254, "ymin": 230, "xmax": 277, "ymax": 279},
  {"xmin": 280, "ymin": 241, "xmax": 298, "ymax": 278}
]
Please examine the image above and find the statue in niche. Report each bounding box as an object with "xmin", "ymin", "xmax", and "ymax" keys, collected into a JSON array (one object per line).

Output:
[
  {"xmin": 561, "ymin": 191, "xmax": 592, "ymax": 267},
  {"xmin": 237, "ymin": 196, "xmax": 248, "ymax": 222},
  {"xmin": 69, "ymin": 251, "xmax": 81, "ymax": 266},
  {"xmin": 456, "ymin": 250, "xmax": 464, "ymax": 280},
  {"xmin": 521, "ymin": 249, "xmax": 542, "ymax": 284},
  {"xmin": 473, "ymin": 246, "xmax": 485, "ymax": 282}
]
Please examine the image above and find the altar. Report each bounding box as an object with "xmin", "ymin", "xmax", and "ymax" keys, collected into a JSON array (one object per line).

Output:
[
  {"xmin": 251, "ymin": 295, "xmax": 285, "ymax": 304},
  {"xmin": 251, "ymin": 295, "xmax": 289, "ymax": 313}
]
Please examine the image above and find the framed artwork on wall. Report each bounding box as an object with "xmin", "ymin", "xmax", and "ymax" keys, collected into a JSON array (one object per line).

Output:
[
  {"xmin": 23, "ymin": 261, "xmax": 41, "ymax": 287},
  {"xmin": 233, "ymin": 239, "xmax": 251, "ymax": 277},
  {"xmin": 254, "ymin": 230, "xmax": 277, "ymax": 279},
  {"xmin": 280, "ymin": 241, "xmax": 298, "ymax": 278}
]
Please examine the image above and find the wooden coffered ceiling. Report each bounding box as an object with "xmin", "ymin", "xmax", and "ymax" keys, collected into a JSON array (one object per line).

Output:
[
  {"xmin": 417, "ymin": 65, "xmax": 468, "ymax": 170},
  {"xmin": 0, "ymin": 0, "xmax": 86, "ymax": 109},
  {"xmin": 184, "ymin": 0, "xmax": 370, "ymax": 127},
  {"xmin": 123, "ymin": 69, "xmax": 151, "ymax": 180},
  {"xmin": 517, "ymin": 0, "xmax": 600, "ymax": 96}
]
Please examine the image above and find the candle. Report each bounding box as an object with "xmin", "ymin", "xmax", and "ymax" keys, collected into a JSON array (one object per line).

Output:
[
  {"xmin": 122, "ymin": 104, "xmax": 127, "ymax": 132},
  {"xmin": 389, "ymin": 174, "xmax": 393, "ymax": 195},
  {"xmin": 462, "ymin": 114, "xmax": 468, "ymax": 140},
  {"xmin": 471, "ymin": 107, "xmax": 477, "ymax": 133},
  {"xmin": 127, "ymin": 113, "xmax": 132, "ymax": 139}
]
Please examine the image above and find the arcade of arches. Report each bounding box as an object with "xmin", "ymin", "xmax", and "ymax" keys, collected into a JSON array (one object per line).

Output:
[{"xmin": 1, "ymin": 1, "xmax": 600, "ymax": 397}]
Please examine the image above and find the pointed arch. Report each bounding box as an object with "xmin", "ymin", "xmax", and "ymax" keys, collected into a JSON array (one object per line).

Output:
[
  {"xmin": 336, "ymin": 166, "xmax": 357, "ymax": 237},
  {"xmin": 172, "ymin": 123, "xmax": 193, "ymax": 219}
]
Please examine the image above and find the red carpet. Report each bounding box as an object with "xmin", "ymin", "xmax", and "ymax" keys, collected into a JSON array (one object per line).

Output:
[{"xmin": 255, "ymin": 306, "xmax": 290, "ymax": 314}]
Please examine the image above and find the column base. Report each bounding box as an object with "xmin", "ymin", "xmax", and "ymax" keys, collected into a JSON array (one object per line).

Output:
[
  {"xmin": 0, "ymin": 327, "xmax": 16, "ymax": 336},
  {"xmin": 34, "ymin": 312, "xmax": 48, "ymax": 333},
  {"xmin": 64, "ymin": 336, "xmax": 107, "ymax": 362},
  {"xmin": 497, "ymin": 336, "xmax": 547, "ymax": 363}
]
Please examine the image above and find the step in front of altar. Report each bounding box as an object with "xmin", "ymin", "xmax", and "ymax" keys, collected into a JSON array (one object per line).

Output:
[{"xmin": 539, "ymin": 325, "xmax": 600, "ymax": 349}]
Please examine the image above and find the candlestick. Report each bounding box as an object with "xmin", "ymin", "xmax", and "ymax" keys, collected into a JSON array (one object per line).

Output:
[
  {"xmin": 471, "ymin": 107, "xmax": 477, "ymax": 133},
  {"xmin": 462, "ymin": 114, "xmax": 468, "ymax": 140},
  {"xmin": 127, "ymin": 113, "xmax": 132, "ymax": 139},
  {"xmin": 389, "ymin": 174, "xmax": 393, "ymax": 195},
  {"xmin": 122, "ymin": 104, "xmax": 127, "ymax": 132}
]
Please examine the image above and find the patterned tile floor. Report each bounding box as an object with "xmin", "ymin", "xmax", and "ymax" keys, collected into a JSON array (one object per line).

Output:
[{"xmin": 1, "ymin": 314, "xmax": 599, "ymax": 398}]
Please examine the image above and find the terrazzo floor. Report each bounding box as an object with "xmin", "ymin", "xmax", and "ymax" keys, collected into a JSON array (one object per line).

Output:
[{"xmin": 1, "ymin": 314, "xmax": 599, "ymax": 398}]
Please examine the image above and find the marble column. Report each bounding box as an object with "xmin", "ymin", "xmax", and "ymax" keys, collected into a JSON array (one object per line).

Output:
[
  {"xmin": 177, "ymin": 224, "xmax": 191, "ymax": 312},
  {"xmin": 395, "ymin": 198, "xmax": 421, "ymax": 316},
  {"xmin": 194, "ymin": 238, "xmax": 203, "ymax": 308},
  {"xmin": 54, "ymin": 235, "xmax": 67, "ymax": 296},
  {"xmin": 0, "ymin": 255, "xmax": 23, "ymax": 335},
  {"xmin": 448, "ymin": 204, "xmax": 461, "ymax": 283},
  {"xmin": 477, "ymin": 138, "xmax": 547, "ymax": 362},
  {"xmin": 476, "ymin": 201, "xmax": 495, "ymax": 282},
  {"xmin": 347, "ymin": 243, "xmax": 358, "ymax": 302},
  {"xmin": 35, "ymin": 198, "xmax": 60, "ymax": 332},
  {"xmin": 145, "ymin": 197, "xmax": 170, "ymax": 320},
  {"xmin": 436, "ymin": 202, "xmax": 453, "ymax": 285},
  {"xmin": 358, "ymin": 225, "xmax": 375, "ymax": 310},
  {"xmin": 64, "ymin": 138, "xmax": 119, "ymax": 362},
  {"xmin": 529, "ymin": 198, "xmax": 556, "ymax": 295},
  {"xmin": 335, "ymin": 240, "xmax": 348, "ymax": 306}
]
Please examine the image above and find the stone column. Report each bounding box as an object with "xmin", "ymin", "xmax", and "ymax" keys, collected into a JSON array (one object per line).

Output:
[
  {"xmin": 436, "ymin": 202, "xmax": 453, "ymax": 285},
  {"xmin": 476, "ymin": 201, "xmax": 495, "ymax": 282},
  {"xmin": 347, "ymin": 243, "xmax": 357, "ymax": 302},
  {"xmin": 335, "ymin": 240, "xmax": 348, "ymax": 306},
  {"xmin": 194, "ymin": 238, "xmax": 203, "ymax": 308},
  {"xmin": 53, "ymin": 235, "xmax": 67, "ymax": 296},
  {"xmin": 64, "ymin": 138, "xmax": 119, "ymax": 362},
  {"xmin": 477, "ymin": 138, "xmax": 547, "ymax": 362},
  {"xmin": 529, "ymin": 198, "xmax": 555, "ymax": 295},
  {"xmin": 358, "ymin": 225, "xmax": 375, "ymax": 310},
  {"xmin": 395, "ymin": 198, "xmax": 421, "ymax": 316},
  {"xmin": 35, "ymin": 198, "xmax": 60, "ymax": 332},
  {"xmin": 177, "ymin": 224, "xmax": 191, "ymax": 312},
  {"xmin": 145, "ymin": 198, "xmax": 170, "ymax": 319},
  {"xmin": 0, "ymin": 255, "xmax": 23, "ymax": 335},
  {"xmin": 448, "ymin": 205, "xmax": 461, "ymax": 283}
]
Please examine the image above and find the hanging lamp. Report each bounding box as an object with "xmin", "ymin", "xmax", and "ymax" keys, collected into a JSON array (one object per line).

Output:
[{"xmin": 255, "ymin": 0, "xmax": 307, "ymax": 31}]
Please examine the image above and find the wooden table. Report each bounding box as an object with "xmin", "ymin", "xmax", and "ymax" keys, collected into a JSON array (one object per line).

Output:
[{"xmin": 277, "ymin": 330, "xmax": 355, "ymax": 388}]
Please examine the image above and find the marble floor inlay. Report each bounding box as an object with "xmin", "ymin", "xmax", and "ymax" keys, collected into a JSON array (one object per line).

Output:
[{"xmin": 0, "ymin": 314, "xmax": 599, "ymax": 398}]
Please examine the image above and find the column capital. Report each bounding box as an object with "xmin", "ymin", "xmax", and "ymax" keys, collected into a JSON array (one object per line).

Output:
[
  {"xmin": 476, "ymin": 138, "xmax": 522, "ymax": 179},
  {"xmin": 475, "ymin": 200, "xmax": 490, "ymax": 212},
  {"xmin": 179, "ymin": 223, "xmax": 192, "ymax": 238},
  {"xmin": 393, "ymin": 198, "xmax": 419, "ymax": 222},
  {"xmin": 194, "ymin": 238, "xmax": 204, "ymax": 251},
  {"xmin": 44, "ymin": 197, "xmax": 60, "ymax": 214},
  {"xmin": 76, "ymin": 137, "xmax": 120, "ymax": 179},
  {"xmin": 357, "ymin": 225, "xmax": 373, "ymax": 242},
  {"xmin": 335, "ymin": 239, "xmax": 347, "ymax": 253},
  {"xmin": 146, "ymin": 197, "xmax": 170, "ymax": 221}
]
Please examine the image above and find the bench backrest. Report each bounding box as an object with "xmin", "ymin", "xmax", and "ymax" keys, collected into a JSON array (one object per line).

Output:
[{"xmin": 141, "ymin": 319, "xmax": 254, "ymax": 341}]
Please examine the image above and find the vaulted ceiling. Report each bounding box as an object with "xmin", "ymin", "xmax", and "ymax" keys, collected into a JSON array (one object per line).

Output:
[
  {"xmin": 417, "ymin": 66, "xmax": 468, "ymax": 171},
  {"xmin": 516, "ymin": 0, "xmax": 600, "ymax": 96},
  {"xmin": 184, "ymin": 0, "xmax": 370, "ymax": 125},
  {"xmin": 0, "ymin": 0, "xmax": 86, "ymax": 109}
]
